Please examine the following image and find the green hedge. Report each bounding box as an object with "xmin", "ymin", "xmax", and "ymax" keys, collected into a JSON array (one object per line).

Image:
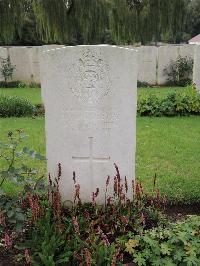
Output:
[
  {"xmin": 0, "ymin": 81, "xmax": 41, "ymax": 88},
  {"xmin": 0, "ymin": 95, "xmax": 36, "ymax": 117},
  {"xmin": 0, "ymin": 81, "xmax": 21, "ymax": 88},
  {"xmin": 138, "ymin": 88, "xmax": 200, "ymax": 117}
]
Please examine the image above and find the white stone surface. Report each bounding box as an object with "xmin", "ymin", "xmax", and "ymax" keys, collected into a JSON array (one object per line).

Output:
[
  {"xmin": 179, "ymin": 44, "xmax": 195, "ymax": 59},
  {"xmin": 1, "ymin": 45, "xmax": 65, "ymax": 83},
  {"xmin": 41, "ymin": 45, "xmax": 138, "ymax": 203},
  {"xmin": 138, "ymin": 46, "xmax": 158, "ymax": 85},
  {"xmin": 8, "ymin": 47, "xmax": 32, "ymax": 82},
  {"xmin": 157, "ymin": 45, "xmax": 179, "ymax": 85},
  {"xmin": 193, "ymin": 45, "xmax": 200, "ymax": 92},
  {"xmin": 0, "ymin": 48, "xmax": 8, "ymax": 81},
  {"xmin": 29, "ymin": 47, "xmax": 41, "ymax": 83}
]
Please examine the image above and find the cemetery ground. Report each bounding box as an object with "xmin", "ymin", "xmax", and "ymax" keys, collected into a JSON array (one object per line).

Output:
[
  {"xmin": 0, "ymin": 86, "xmax": 199, "ymax": 205},
  {"xmin": 0, "ymin": 86, "xmax": 200, "ymax": 265},
  {"xmin": 0, "ymin": 115, "xmax": 200, "ymax": 205}
]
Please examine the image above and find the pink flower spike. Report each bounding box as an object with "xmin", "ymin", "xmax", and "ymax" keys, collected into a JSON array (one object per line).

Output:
[
  {"xmin": 24, "ymin": 249, "xmax": 31, "ymax": 264},
  {"xmin": 3, "ymin": 233, "xmax": 12, "ymax": 249}
]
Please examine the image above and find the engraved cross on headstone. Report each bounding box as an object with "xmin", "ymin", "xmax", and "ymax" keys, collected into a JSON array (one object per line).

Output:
[{"xmin": 72, "ymin": 137, "xmax": 110, "ymax": 182}]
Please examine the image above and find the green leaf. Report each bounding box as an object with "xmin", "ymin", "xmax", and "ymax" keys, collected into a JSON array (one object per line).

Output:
[
  {"xmin": 134, "ymin": 253, "xmax": 146, "ymax": 266},
  {"xmin": 7, "ymin": 210, "xmax": 14, "ymax": 218},
  {"xmin": 15, "ymin": 223, "xmax": 24, "ymax": 232},
  {"xmin": 183, "ymin": 255, "xmax": 199, "ymax": 266},
  {"xmin": 160, "ymin": 258, "xmax": 176, "ymax": 266},
  {"xmin": 15, "ymin": 212, "xmax": 25, "ymax": 221},
  {"xmin": 173, "ymin": 248, "xmax": 185, "ymax": 262},
  {"xmin": 160, "ymin": 243, "xmax": 172, "ymax": 255},
  {"xmin": 9, "ymin": 219, "xmax": 17, "ymax": 224}
]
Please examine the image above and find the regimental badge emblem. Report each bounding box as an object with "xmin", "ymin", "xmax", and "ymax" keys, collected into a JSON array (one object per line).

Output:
[{"xmin": 68, "ymin": 48, "xmax": 111, "ymax": 104}]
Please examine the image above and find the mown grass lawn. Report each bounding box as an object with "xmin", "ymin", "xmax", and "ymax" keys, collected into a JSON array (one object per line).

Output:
[
  {"xmin": 0, "ymin": 117, "xmax": 45, "ymax": 194},
  {"xmin": 138, "ymin": 86, "xmax": 188, "ymax": 98},
  {"xmin": 137, "ymin": 116, "xmax": 200, "ymax": 204},
  {"xmin": 0, "ymin": 87, "xmax": 41, "ymax": 105},
  {"xmin": 0, "ymin": 115, "xmax": 199, "ymax": 204}
]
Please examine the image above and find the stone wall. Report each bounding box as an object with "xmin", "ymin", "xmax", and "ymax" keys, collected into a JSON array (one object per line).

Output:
[
  {"xmin": 0, "ymin": 45, "xmax": 64, "ymax": 83},
  {"xmin": 0, "ymin": 44, "xmax": 196, "ymax": 85},
  {"xmin": 193, "ymin": 45, "xmax": 200, "ymax": 92},
  {"xmin": 138, "ymin": 45, "xmax": 195, "ymax": 85}
]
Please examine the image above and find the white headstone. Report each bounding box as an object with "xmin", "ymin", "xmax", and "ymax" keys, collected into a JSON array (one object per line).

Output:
[
  {"xmin": 157, "ymin": 45, "xmax": 179, "ymax": 85},
  {"xmin": 138, "ymin": 46, "xmax": 158, "ymax": 85},
  {"xmin": 41, "ymin": 45, "xmax": 138, "ymax": 203},
  {"xmin": 193, "ymin": 45, "xmax": 200, "ymax": 92}
]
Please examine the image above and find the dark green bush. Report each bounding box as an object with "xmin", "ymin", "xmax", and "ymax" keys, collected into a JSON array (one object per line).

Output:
[
  {"xmin": 138, "ymin": 88, "xmax": 200, "ymax": 117},
  {"xmin": 137, "ymin": 95, "xmax": 162, "ymax": 116},
  {"xmin": 137, "ymin": 81, "xmax": 152, "ymax": 88},
  {"xmin": 0, "ymin": 57, "xmax": 15, "ymax": 83},
  {"xmin": 17, "ymin": 81, "xmax": 41, "ymax": 88},
  {"xmin": 35, "ymin": 103, "xmax": 45, "ymax": 116},
  {"xmin": 0, "ymin": 81, "xmax": 41, "ymax": 88},
  {"xmin": 163, "ymin": 56, "xmax": 193, "ymax": 87},
  {"xmin": 0, "ymin": 95, "xmax": 36, "ymax": 117},
  {"xmin": 0, "ymin": 80, "xmax": 22, "ymax": 88}
]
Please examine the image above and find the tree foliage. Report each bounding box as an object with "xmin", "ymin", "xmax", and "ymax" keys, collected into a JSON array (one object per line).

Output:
[
  {"xmin": 0, "ymin": 0, "xmax": 24, "ymax": 43},
  {"xmin": 186, "ymin": 0, "xmax": 200, "ymax": 37},
  {"xmin": 0, "ymin": 0, "xmax": 199, "ymax": 45},
  {"xmin": 32, "ymin": 0, "xmax": 108, "ymax": 44}
]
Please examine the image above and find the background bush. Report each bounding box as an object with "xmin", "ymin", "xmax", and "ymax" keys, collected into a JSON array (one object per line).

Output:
[
  {"xmin": 163, "ymin": 56, "xmax": 193, "ymax": 87},
  {"xmin": 138, "ymin": 88, "xmax": 200, "ymax": 117},
  {"xmin": 0, "ymin": 95, "xmax": 36, "ymax": 117},
  {"xmin": 0, "ymin": 81, "xmax": 22, "ymax": 88},
  {"xmin": 137, "ymin": 81, "xmax": 152, "ymax": 88},
  {"xmin": 0, "ymin": 81, "xmax": 41, "ymax": 88},
  {"xmin": 0, "ymin": 57, "xmax": 15, "ymax": 83}
]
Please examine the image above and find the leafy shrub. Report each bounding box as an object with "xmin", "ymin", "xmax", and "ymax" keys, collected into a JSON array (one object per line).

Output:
[
  {"xmin": 126, "ymin": 215, "xmax": 200, "ymax": 266},
  {"xmin": 0, "ymin": 130, "xmax": 45, "ymax": 191},
  {"xmin": 137, "ymin": 95, "xmax": 162, "ymax": 116},
  {"xmin": 18, "ymin": 82, "xmax": 41, "ymax": 88},
  {"xmin": 17, "ymin": 167, "xmax": 167, "ymax": 265},
  {"xmin": 0, "ymin": 81, "xmax": 41, "ymax": 88},
  {"xmin": 163, "ymin": 56, "xmax": 193, "ymax": 87},
  {"xmin": 35, "ymin": 103, "xmax": 45, "ymax": 116},
  {"xmin": 0, "ymin": 196, "xmax": 27, "ymax": 233},
  {"xmin": 0, "ymin": 57, "xmax": 15, "ymax": 83},
  {"xmin": 138, "ymin": 87, "xmax": 200, "ymax": 117},
  {"xmin": 138, "ymin": 81, "xmax": 152, "ymax": 88},
  {"xmin": 0, "ymin": 95, "xmax": 36, "ymax": 117},
  {"xmin": 17, "ymin": 81, "xmax": 27, "ymax": 88},
  {"xmin": 0, "ymin": 80, "xmax": 21, "ymax": 88}
]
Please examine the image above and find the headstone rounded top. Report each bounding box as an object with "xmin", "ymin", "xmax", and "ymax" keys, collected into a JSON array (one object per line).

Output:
[{"xmin": 42, "ymin": 44, "xmax": 138, "ymax": 54}]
